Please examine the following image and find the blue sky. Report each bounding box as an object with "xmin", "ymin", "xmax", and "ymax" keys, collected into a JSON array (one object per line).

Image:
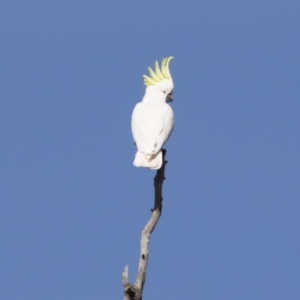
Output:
[{"xmin": 1, "ymin": 1, "xmax": 300, "ymax": 299}]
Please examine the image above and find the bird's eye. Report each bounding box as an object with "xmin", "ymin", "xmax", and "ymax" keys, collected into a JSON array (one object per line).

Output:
[{"xmin": 163, "ymin": 91, "xmax": 166, "ymax": 93}]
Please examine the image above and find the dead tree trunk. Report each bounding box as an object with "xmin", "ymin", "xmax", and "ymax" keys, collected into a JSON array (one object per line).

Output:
[{"xmin": 122, "ymin": 149, "xmax": 167, "ymax": 300}]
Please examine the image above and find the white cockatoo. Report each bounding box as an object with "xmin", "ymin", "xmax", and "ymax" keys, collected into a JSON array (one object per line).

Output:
[{"xmin": 131, "ymin": 57, "xmax": 174, "ymax": 169}]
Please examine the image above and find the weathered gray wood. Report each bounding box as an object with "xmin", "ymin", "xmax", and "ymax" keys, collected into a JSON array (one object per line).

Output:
[{"xmin": 122, "ymin": 150, "xmax": 167, "ymax": 300}]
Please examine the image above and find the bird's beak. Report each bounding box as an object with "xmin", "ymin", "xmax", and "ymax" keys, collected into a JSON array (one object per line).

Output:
[{"xmin": 166, "ymin": 93, "xmax": 173, "ymax": 103}]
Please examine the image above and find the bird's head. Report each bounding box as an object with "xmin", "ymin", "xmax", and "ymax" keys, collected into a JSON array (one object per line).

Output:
[{"xmin": 143, "ymin": 57, "xmax": 174, "ymax": 103}]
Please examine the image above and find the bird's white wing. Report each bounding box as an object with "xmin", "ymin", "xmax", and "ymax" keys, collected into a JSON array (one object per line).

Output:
[
  {"xmin": 132, "ymin": 103, "xmax": 157, "ymax": 154},
  {"xmin": 131, "ymin": 103, "xmax": 174, "ymax": 155}
]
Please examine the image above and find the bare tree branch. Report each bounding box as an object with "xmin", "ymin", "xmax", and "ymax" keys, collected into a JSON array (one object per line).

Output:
[{"xmin": 122, "ymin": 149, "xmax": 167, "ymax": 300}]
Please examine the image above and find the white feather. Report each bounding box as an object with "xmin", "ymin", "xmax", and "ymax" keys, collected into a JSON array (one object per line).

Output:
[{"xmin": 131, "ymin": 91, "xmax": 174, "ymax": 170}]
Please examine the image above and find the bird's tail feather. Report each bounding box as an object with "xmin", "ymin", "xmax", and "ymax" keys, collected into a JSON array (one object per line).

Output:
[{"xmin": 133, "ymin": 150, "xmax": 162, "ymax": 170}]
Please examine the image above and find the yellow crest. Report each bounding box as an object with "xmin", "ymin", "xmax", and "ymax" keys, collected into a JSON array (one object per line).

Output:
[{"xmin": 143, "ymin": 56, "xmax": 174, "ymax": 86}]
